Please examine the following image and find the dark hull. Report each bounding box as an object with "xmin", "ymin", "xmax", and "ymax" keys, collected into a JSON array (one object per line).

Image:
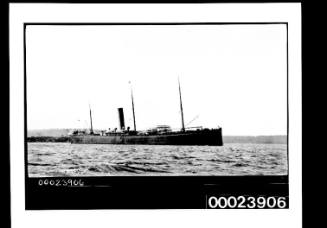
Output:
[{"xmin": 70, "ymin": 128, "xmax": 223, "ymax": 146}]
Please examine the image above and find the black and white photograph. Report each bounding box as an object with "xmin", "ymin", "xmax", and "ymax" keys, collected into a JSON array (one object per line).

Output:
[
  {"xmin": 26, "ymin": 24, "xmax": 287, "ymax": 177},
  {"xmin": 9, "ymin": 2, "xmax": 302, "ymax": 228}
]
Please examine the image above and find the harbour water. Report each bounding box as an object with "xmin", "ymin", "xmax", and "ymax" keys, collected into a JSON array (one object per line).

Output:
[{"xmin": 28, "ymin": 143, "xmax": 287, "ymax": 177}]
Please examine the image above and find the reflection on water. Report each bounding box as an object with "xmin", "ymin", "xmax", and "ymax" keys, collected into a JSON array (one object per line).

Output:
[{"xmin": 28, "ymin": 143, "xmax": 287, "ymax": 177}]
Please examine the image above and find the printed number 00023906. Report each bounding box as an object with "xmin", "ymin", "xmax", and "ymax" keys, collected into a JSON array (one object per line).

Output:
[
  {"xmin": 38, "ymin": 179, "xmax": 85, "ymax": 187},
  {"xmin": 207, "ymin": 196, "xmax": 287, "ymax": 209}
]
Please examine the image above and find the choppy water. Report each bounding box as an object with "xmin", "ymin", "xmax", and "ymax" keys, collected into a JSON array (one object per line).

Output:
[{"xmin": 28, "ymin": 143, "xmax": 287, "ymax": 177}]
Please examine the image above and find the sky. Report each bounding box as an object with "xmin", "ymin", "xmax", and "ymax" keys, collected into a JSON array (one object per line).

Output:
[{"xmin": 26, "ymin": 24, "xmax": 287, "ymax": 136}]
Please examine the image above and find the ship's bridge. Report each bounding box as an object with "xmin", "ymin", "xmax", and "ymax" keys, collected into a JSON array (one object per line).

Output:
[{"xmin": 146, "ymin": 125, "xmax": 172, "ymax": 134}]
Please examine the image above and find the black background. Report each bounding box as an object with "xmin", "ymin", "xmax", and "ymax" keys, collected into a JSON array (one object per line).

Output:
[{"xmin": 26, "ymin": 176, "xmax": 288, "ymax": 209}]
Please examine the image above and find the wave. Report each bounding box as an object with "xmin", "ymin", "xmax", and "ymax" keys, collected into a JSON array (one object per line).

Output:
[
  {"xmin": 232, "ymin": 162, "xmax": 249, "ymax": 167},
  {"xmin": 88, "ymin": 163, "xmax": 170, "ymax": 174},
  {"xmin": 171, "ymin": 155, "xmax": 196, "ymax": 160},
  {"xmin": 28, "ymin": 162, "xmax": 55, "ymax": 166}
]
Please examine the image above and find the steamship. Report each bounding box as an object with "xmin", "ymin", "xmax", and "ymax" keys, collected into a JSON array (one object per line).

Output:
[{"xmin": 70, "ymin": 80, "xmax": 223, "ymax": 146}]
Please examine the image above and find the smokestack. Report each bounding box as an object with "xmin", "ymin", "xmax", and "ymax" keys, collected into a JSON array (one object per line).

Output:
[{"xmin": 118, "ymin": 108, "xmax": 125, "ymax": 130}]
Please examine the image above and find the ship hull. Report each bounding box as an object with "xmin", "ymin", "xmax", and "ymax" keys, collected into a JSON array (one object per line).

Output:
[{"xmin": 70, "ymin": 128, "xmax": 223, "ymax": 146}]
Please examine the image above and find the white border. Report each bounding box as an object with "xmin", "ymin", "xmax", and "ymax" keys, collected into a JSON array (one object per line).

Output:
[{"xmin": 10, "ymin": 3, "xmax": 302, "ymax": 228}]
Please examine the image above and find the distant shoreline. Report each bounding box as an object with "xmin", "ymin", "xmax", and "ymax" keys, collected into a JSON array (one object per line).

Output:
[
  {"xmin": 27, "ymin": 136, "xmax": 70, "ymax": 143},
  {"xmin": 223, "ymin": 135, "xmax": 287, "ymax": 144}
]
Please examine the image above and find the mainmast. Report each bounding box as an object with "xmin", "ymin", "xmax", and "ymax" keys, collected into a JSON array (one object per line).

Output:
[
  {"xmin": 89, "ymin": 104, "xmax": 94, "ymax": 134},
  {"xmin": 178, "ymin": 78, "xmax": 185, "ymax": 132},
  {"xmin": 129, "ymin": 81, "xmax": 137, "ymax": 131}
]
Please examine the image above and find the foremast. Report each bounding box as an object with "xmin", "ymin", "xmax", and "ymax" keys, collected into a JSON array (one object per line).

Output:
[
  {"xmin": 89, "ymin": 104, "xmax": 94, "ymax": 134},
  {"xmin": 178, "ymin": 77, "xmax": 185, "ymax": 132}
]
